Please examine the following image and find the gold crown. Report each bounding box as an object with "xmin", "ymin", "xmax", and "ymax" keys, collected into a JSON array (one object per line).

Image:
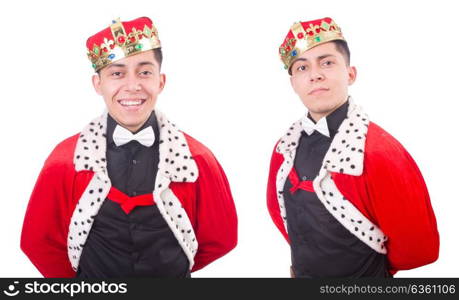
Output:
[
  {"xmin": 279, "ymin": 18, "xmax": 345, "ymax": 70},
  {"xmin": 87, "ymin": 18, "xmax": 161, "ymax": 71}
]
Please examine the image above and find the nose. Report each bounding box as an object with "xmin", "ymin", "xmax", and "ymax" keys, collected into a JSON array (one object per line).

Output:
[
  {"xmin": 309, "ymin": 66, "xmax": 324, "ymax": 83},
  {"xmin": 125, "ymin": 72, "xmax": 141, "ymax": 92}
]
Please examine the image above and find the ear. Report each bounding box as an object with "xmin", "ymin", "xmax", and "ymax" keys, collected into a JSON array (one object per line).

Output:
[
  {"xmin": 92, "ymin": 74, "xmax": 102, "ymax": 95},
  {"xmin": 347, "ymin": 66, "xmax": 357, "ymax": 86},
  {"xmin": 158, "ymin": 73, "xmax": 166, "ymax": 93}
]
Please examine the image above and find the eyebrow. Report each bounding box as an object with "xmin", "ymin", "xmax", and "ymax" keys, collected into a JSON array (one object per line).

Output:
[
  {"xmin": 317, "ymin": 54, "xmax": 335, "ymax": 60},
  {"xmin": 138, "ymin": 61, "xmax": 156, "ymax": 67},
  {"xmin": 105, "ymin": 63, "xmax": 126, "ymax": 69},
  {"xmin": 105, "ymin": 61, "xmax": 156, "ymax": 69},
  {"xmin": 292, "ymin": 54, "xmax": 336, "ymax": 65}
]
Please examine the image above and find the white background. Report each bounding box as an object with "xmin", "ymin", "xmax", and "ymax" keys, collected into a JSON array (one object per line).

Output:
[{"xmin": 0, "ymin": 0, "xmax": 458, "ymax": 277}]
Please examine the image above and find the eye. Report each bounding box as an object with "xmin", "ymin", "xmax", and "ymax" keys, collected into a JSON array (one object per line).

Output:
[
  {"xmin": 296, "ymin": 65, "xmax": 307, "ymax": 72},
  {"xmin": 139, "ymin": 70, "xmax": 153, "ymax": 76},
  {"xmin": 322, "ymin": 60, "xmax": 334, "ymax": 67},
  {"xmin": 111, "ymin": 71, "xmax": 123, "ymax": 77}
]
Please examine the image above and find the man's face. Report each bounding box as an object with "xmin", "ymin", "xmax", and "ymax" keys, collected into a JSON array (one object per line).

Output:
[
  {"xmin": 289, "ymin": 42, "xmax": 356, "ymax": 121},
  {"xmin": 92, "ymin": 50, "xmax": 165, "ymax": 132}
]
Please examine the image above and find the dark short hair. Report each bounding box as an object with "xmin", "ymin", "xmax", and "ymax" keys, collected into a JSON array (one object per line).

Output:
[
  {"xmin": 288, "ymin": 40, "xmax": 351, "ymax": 75},
  {"xmin": 152, "ymin": 48, "xmax": 163, "ymax": 68},
  {"xmin": 332, "ymin": 40, "xmax": 350, "ymax": 66},
  {"xmin": 96, "ymin": 48, "xmax": 163, "ymax": 74}
]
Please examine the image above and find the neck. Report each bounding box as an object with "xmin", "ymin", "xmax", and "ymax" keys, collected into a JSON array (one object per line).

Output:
[
  {"xmin": 308, "ymin": 96, "xmax": 349, "ymax": 123},
  {"xmin": 309, "ymin": 111, "xmax": 327, "ymax": 123}
]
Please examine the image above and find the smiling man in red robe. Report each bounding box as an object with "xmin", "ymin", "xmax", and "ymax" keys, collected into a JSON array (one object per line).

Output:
[{"xmin": 21, "ymin": 17, "xmax": 238, "ymax": 278}]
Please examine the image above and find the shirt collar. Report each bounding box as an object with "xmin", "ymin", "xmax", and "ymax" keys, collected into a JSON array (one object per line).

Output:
[
  {"xmin": 106, "ymin": 111, "xmax": 160, "ymax": 147},
  {"xmin": 305, "ymin": 99, "xmax": 349, "ymax": 139}
]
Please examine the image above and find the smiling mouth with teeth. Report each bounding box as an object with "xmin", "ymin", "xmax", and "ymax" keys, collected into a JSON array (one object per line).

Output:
[{"xmin": 117, "ymin": 99, "xmax": 147, "ymax": 107}]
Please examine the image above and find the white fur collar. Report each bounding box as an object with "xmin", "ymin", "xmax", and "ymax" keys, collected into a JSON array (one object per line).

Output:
[
  {"xmin": 276, "ymin": 96, "xmax": 369, "ymax": 176},
  {"xmin": 73, "ymin": 110, "xmax": 199, "ymax": 182},
  {"xmin": 68, "ymin": 110, "xmax": 200, "ymax": 272},
  {"xmin": 274, "ymin": 97, "xmax": 387, "ymax": 254}
]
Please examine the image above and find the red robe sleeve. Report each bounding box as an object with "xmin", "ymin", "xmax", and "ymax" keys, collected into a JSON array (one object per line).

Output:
[
  {"xmin": 20, "ymin": 135, "xmax": 85, "ymax": 278},
  {"xmin": 266, "ymin": 142, "xmax": 290, "ymax": 243},
  {"xmin": 185, "ymin": 135, "xmax": 238, "ymax": 272},
  {"xmin": 334, "ymin": 123, "xmax": 439, "ymax": 274}
]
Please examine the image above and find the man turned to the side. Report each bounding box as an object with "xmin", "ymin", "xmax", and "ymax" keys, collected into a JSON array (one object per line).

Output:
[{"xmin": 266, "ymin": 17, "xmax": 439, "ymax": 278}]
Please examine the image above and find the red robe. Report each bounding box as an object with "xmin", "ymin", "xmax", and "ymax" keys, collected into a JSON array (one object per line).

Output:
[
  {"xmin": 267, "ymin": 100, "xmax": 439, "ymax": 275},
  {"xmin": 21, "ymin": 111, "xmax": 238, "ymax": 277}
]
